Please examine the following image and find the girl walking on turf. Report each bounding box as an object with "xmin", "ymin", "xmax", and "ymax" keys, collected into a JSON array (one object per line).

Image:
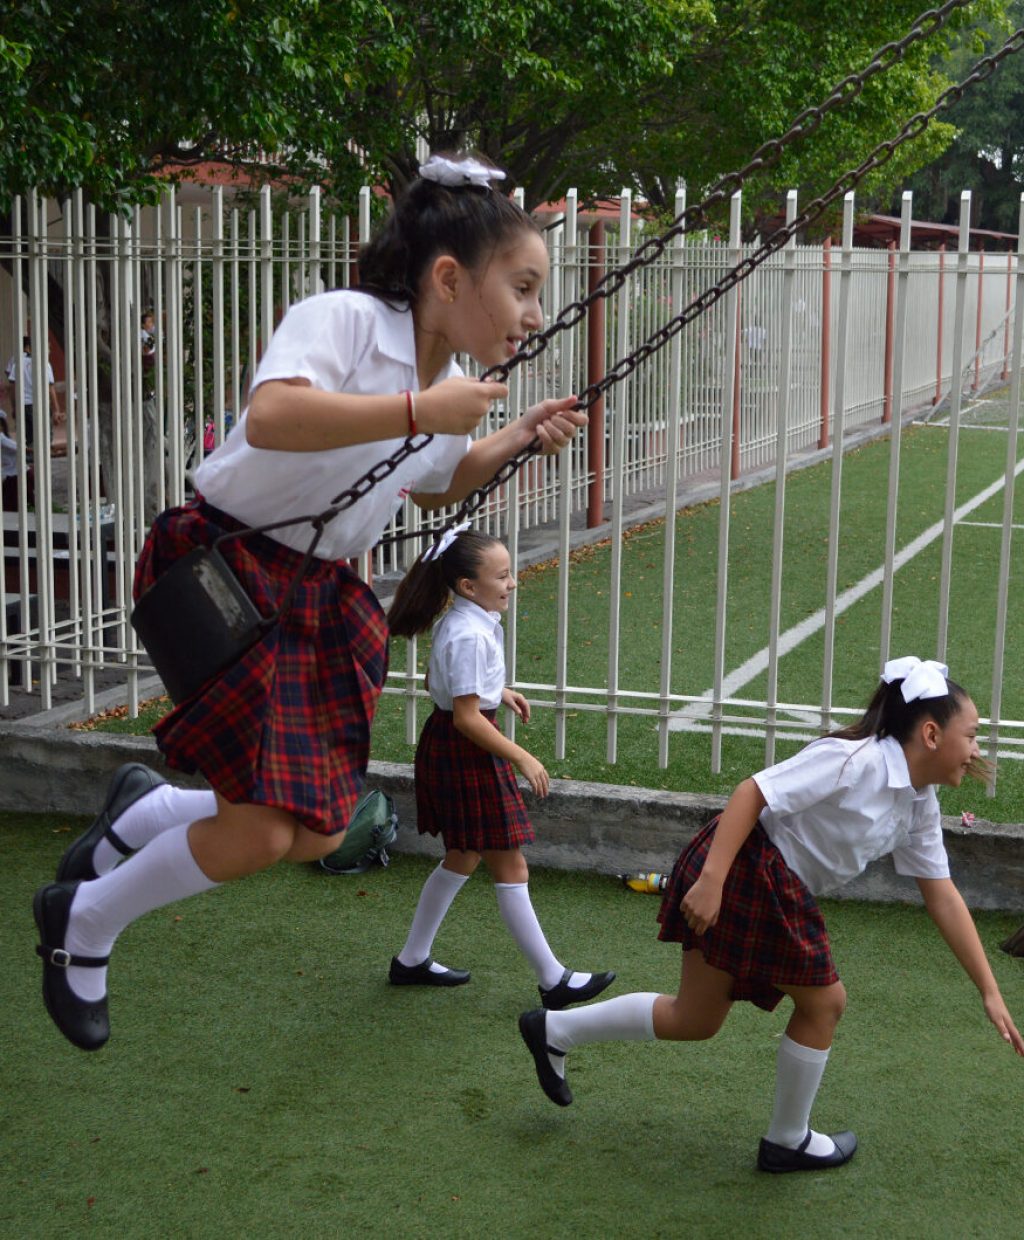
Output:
[
  {"xmin": 386, "ymin": 527, "xmax": 615, "ymax": 1008},
  {"xmin": 34, "ymin": 153, "xmax": 587, "ymax": 1051},
  {"xmin": 519, "ymin": 657, "xmax": 1024, "ymax": 1172}
]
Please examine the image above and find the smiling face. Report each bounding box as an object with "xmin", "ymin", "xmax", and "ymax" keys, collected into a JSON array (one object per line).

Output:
[
  {"xmin": 926, "ymin": 697, "xmax": 982, "ymax": 787},
  {"xmin": 445, "ymin": 229, "xmax": 548, "ymax": 368},
  {"xmin": 457, "ymin": 542, "xmax": 516, "ymax": 614}
]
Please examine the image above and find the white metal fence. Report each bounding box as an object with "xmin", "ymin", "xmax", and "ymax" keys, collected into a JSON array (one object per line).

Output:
[{"xmin": 0, "ymin": 182, "xmax": 1020, "ymax": 774}]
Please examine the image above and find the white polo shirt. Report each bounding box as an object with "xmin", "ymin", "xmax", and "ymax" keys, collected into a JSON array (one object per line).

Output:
[
  {"xmin": 427, "ymin": 594, "xmax": 506, "ymax": 711},
  {"xmin": 753, "ymin": 734, "xmax": 950, "ymax": 896},
  {"xmin": 193, "ymin": 291, "xmax": 471, "ymax": 559}
]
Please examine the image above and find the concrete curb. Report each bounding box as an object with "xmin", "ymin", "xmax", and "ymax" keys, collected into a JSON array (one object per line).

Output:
[{"xmin": 5, "ymin": 722, "xmax": 1023, "ymax": 913}]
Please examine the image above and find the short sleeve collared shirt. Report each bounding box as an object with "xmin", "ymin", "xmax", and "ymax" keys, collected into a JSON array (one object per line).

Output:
[
  {"xmin": 193, "ymin": 291, "xmax": 472, "ymax": 559},
  {"xmin": 752, "ymin": 735, "xmax": 950, "ymax": 895},
  {"xmin": 427, "ymin": 595, "xmax": 506, "ymax": 711}
]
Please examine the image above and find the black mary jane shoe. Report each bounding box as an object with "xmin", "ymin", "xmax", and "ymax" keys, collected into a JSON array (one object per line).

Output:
[
  {"xmin": 56, "ymin": 762, "xmax": 166, "ymax": 883},
  {"xmin": 518, "ymin": 1008, "xmax": 572, "ymax": 1107},
  {"xmin": 34, "ymin": 881, "xmax": 110, "ymax": 1052},
  {"xmin": 539, "ymin": 968, "xmax": 616, "ymax": 1011},
  {"xmin": 757, "ymin": 1129, "xmax": 858, "ymax": 1173},
  {"xmin": 388, "ymin": 956, "xmax": 471, "ymax": 987}
]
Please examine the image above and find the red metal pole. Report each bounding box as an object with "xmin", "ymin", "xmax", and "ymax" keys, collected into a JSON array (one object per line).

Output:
[
  {"xmin": 586, "ymin": 220, "xmax": 606, "ymax": 528},
  {"xmin": 933, "ymin": 244, "xmax": 945, "ymax": 404},
  {"xmin": 973, "ymin": 248, "xmax": 984, "ymax": 391},
  {"xmin": 882, "ymin": 240, "xmax": 896, "ymax": 424},
  {"xmin": 819, "ymin": 236, "xmax": 832, "ymax": 450},
  {"xmin": 1003, "ymin": 248, "xmax": 1013, "ymax": 381}
]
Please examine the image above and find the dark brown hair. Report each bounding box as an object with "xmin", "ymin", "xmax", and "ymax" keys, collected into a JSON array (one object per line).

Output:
[
  {"xmin": 356, "ymin": 153, "xmax": 538, "ymax": 309},
  {"xmin": 832, "ymin": 675, "xmax": 989, "ymax": 782},
  {"xmin": 387, "ymin": 529, "xmax": 504, "ymax": 637}
]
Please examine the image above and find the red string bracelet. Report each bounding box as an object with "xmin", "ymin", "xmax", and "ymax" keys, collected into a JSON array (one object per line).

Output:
[{"xmin": 404, "ymin": 389, "xmax": 417, "ymax": 436}]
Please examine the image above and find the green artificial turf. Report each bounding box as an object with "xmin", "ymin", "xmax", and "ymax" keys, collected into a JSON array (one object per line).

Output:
[
  {"xmin": 4, "ymin": 814, "xmax": 1023, "ymax": 1238},
  {"xmin": 84, "ymin": 417, "xmax": 1024, "ymax": 822}
]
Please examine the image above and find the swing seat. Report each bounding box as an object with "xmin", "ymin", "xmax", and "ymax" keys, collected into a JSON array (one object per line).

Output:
[{"xmin": 130, "ymin": 545, "xmax": 273, "ymax": 705}]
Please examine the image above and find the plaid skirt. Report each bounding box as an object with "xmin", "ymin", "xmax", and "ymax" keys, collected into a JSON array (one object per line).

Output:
[
  {"xmin": 414, "ymin": 707, "xmax": 534, "ymax": 851},
  {"xmin": 134, "ymin": 500, "xmax": 388, "ymax": 835},
  {"xmin": 657, "ymin": 816, "xmax": 839, "ymax": 1012}
]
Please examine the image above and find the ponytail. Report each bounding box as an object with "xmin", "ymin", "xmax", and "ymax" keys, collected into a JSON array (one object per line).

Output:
[
  {"xmin": 832, "ymin": 672, "xmax": 990, "ymax": 782},
  {"xmin": 387, "ymin": 529, "xmax": 503, "ymax": 637}
]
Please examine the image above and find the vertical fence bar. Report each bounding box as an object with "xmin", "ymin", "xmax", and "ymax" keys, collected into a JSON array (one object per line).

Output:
[
  {"xmin": 937, "ymin": 191, "xmax": 972, "ymax": 659},
  {"xmin": 554, "ymin": 189, "xmax": 578, "ymax": 761},
  {"xmin": 29, "ymin": 192, "xmax": 55, "ymax": 704},
  {"xmin": 818, "ymin": 236, "xmax": 832, "ymax": 449},
  {"xmin": 586, "ymin": 218, "xmax": 605, "ymax": 527},
  {"xmin": 879, "ymin": 193, "xmax": 914, "ymax": 666},
  {"xmin": 308, "ymin": 186, "xmax": 322, "ymax": 298},
  {"xmin": 260, "ymin": 186, "xmax": 274, "ymax": 354},
  {"xmin": 605, "ymin": 189, "xmax": 632, "ymax": 763},
  {"xmin": 1002, "ymin": 248, "xmax": 1013, "ymax": 382},
  {"xmin": 986, "ymin": 197, "xmax": 1024, "ymax": 789},
  {"xmin": 820, "ymin": 194, "xmax": 856, "ymax": 732},
  {"xmin": 764, "ymin": 189, "xmax": 798, "ymax": 767},
  {"xmin": 212, "ymin": 187, "xmax": 226, "ymax": 449},
  {"xmin": 658, "ymin": 184, "xmax": 686, "ymax": 768},
  {"xmin": 882, "ymin": 240, "xmax": 896, "ymax": 423},
  {"xmin": 711, "ymin": 192, "xmax": 742, "ymax": 772}
]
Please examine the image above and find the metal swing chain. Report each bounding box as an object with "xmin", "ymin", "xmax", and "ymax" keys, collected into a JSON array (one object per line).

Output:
[
  {"xmin": 267, "ymin": 0, "xmax": 980, "ymax": 550},
  {"xmin": 401, "ymin": 22, "xmax": 1024, "ymax": 540}
]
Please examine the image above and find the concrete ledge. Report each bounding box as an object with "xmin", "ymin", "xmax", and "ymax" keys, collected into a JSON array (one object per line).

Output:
[{"xmin": 4, "ymin": 723, "xmax": 1023, "ymax": 913}]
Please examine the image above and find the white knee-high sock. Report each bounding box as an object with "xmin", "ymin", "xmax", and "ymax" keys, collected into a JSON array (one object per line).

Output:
[
  {"xmin": 397, "ymin": 863, "xmax": 469, "ymax": 968},
  {"xmin": 541, "ymin": 993, "xmax": 659, "ymax": 1080},
  {"xmin": 92, "ymin": 787, "xmax": 218, "ymax": 875},
  {"xmin": 494, "ymin": 882, "xmax": 570, "ymax": 990},
  {"xmin": 547, "ymin": 992, "xmax": 659, "ymax": 1052},
  {"xmin": 765, "ymin": 1035, "xmax": 836, "ymax": 1157},
  {"xmin": 64, "ymin": 823, "xmax": 219, "ymax": 1002}
]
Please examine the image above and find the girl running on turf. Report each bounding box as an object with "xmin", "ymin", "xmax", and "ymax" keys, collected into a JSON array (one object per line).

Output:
[
  {"xmin": 519, "ymin": 657, "xmax": 1024, "ymax": 1172},
  {"xmin": 34, "ymin": 153, "xmax": 587, "ymax": 1052},
  {"xmin": 385, "ymin": 526, "xmax": 615, "ymax": 1008}
]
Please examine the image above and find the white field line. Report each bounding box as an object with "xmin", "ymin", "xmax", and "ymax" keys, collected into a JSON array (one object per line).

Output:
[
  {"xmin": 669, "ymin": 455, "xmax": 1024, "ymax": 732},
  {"xmin": 678, "ymin": 720, "xmax": 1024, "ymax": 760}
]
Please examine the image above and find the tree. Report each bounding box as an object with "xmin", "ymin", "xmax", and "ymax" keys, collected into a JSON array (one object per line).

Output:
[
  {"xmin": 906, "ymin": 0, "xmax": 1024, "ymax": 232},
  {"xmin": 327, "ymin": 0, "xmax": 991, "ymax": 227},
  {"xmin": 0, "ymin": 0, "xmax": 389, "ymax": 212}
]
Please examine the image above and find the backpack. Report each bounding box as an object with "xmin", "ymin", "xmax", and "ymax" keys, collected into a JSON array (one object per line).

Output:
[{"xmin": 318, "ymin": 789, "xmax": 399, "ymax": 875}]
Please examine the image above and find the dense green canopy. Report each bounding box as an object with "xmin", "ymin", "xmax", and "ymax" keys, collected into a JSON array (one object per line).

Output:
[{"xmin": 0, "ymin": 0, "xmax": 1006, "ymax": 220}]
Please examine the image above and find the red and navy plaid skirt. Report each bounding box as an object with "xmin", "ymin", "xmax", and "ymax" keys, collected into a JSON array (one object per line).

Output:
[
  {"xmin": 134, "ymin": 500, "xmax": 388, "ymax": 835},
  {"xmin": 657, "ymin": 816, "xmax": 839, "ymax": 1012},
  {"xmin": 414, "ymin": 707, "xmax": 534, "ymax": 851}
]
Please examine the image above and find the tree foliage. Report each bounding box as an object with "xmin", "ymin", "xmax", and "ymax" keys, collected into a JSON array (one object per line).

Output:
[
  {"xmin": 907, "ymin": 0, "xmax": 1024, "ymax": 232},
  {"xmin": 0, "ymin": 0, "xmax": 1003, "ymax": 223}
]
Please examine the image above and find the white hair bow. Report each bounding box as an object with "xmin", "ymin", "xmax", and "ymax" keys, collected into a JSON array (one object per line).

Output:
[
  {"xmin": 419, "ymin": 155, "xmax": 507, "ymax": 189},
  {"xmin": 422, "ymin": 521, "xmax": 471, "ymax": 563},
  {"xmin": 881, "ymin": 656, "xmax": 949, "ymax": 703}
]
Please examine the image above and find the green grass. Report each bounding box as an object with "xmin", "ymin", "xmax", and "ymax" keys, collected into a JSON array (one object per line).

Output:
[
  {"xmin": 86, "ymin": 414, "xmax": 1024, "ymax": 821},
  {"xmin": 3, "ymin": 814, "xmax": 1023, "ymax": 1238}
]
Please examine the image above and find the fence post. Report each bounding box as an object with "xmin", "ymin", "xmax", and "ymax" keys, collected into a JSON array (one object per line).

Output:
[
  {"xmin": 933, "ymin": 244, "xmax": 945, "ymax": 403},
  {"xmin": 973, "ymin": 248, "xmax": 985, "ymax": 391},
  {"xmin": 586, "ymin": 218, "xmax": 606, "ymax": 528},
  {"xmin": 882, "ymin": 240, "xmax": 896, "ymax": 423},
  {"xmin": 819, "ymin": 236, "xmax": 832, "ymax": 449}
]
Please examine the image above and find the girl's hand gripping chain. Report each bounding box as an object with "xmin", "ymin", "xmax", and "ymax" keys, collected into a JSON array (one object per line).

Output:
[
  {"xmin": 519, "ymin": 396, "xmax": 588, "ymax": 453},
  {"xmin": 416, "ymin": 377, "xmax": 509, "ymax": 436}
]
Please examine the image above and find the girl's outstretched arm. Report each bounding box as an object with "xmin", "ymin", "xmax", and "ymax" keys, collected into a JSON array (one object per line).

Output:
[
  {"xmin": 917, "ymin": 877, "xmax": 1024, "ymax": 1056},
  {"xmin": 680, "ymin": 777, "xmax": 766, "ymax": 935},
  {"xmin": 452, "ymin": 693, "xmax": 549, "ymax": 798}
]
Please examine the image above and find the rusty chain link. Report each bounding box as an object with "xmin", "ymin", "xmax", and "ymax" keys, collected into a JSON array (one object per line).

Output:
[{"xmin": 265, "ymin": 0, "xmax": 1002, "ymax": 555}]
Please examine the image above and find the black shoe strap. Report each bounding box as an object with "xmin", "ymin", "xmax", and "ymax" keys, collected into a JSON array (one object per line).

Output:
[{"xmin": 36, "ymin": 944, "xmax": 110, "ymax": 968}]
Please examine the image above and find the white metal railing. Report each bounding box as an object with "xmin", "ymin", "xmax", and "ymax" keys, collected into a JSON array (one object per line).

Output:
[{"xmin": 0, "ymin": 182, "xmax": 1020, "ymax": 778}]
